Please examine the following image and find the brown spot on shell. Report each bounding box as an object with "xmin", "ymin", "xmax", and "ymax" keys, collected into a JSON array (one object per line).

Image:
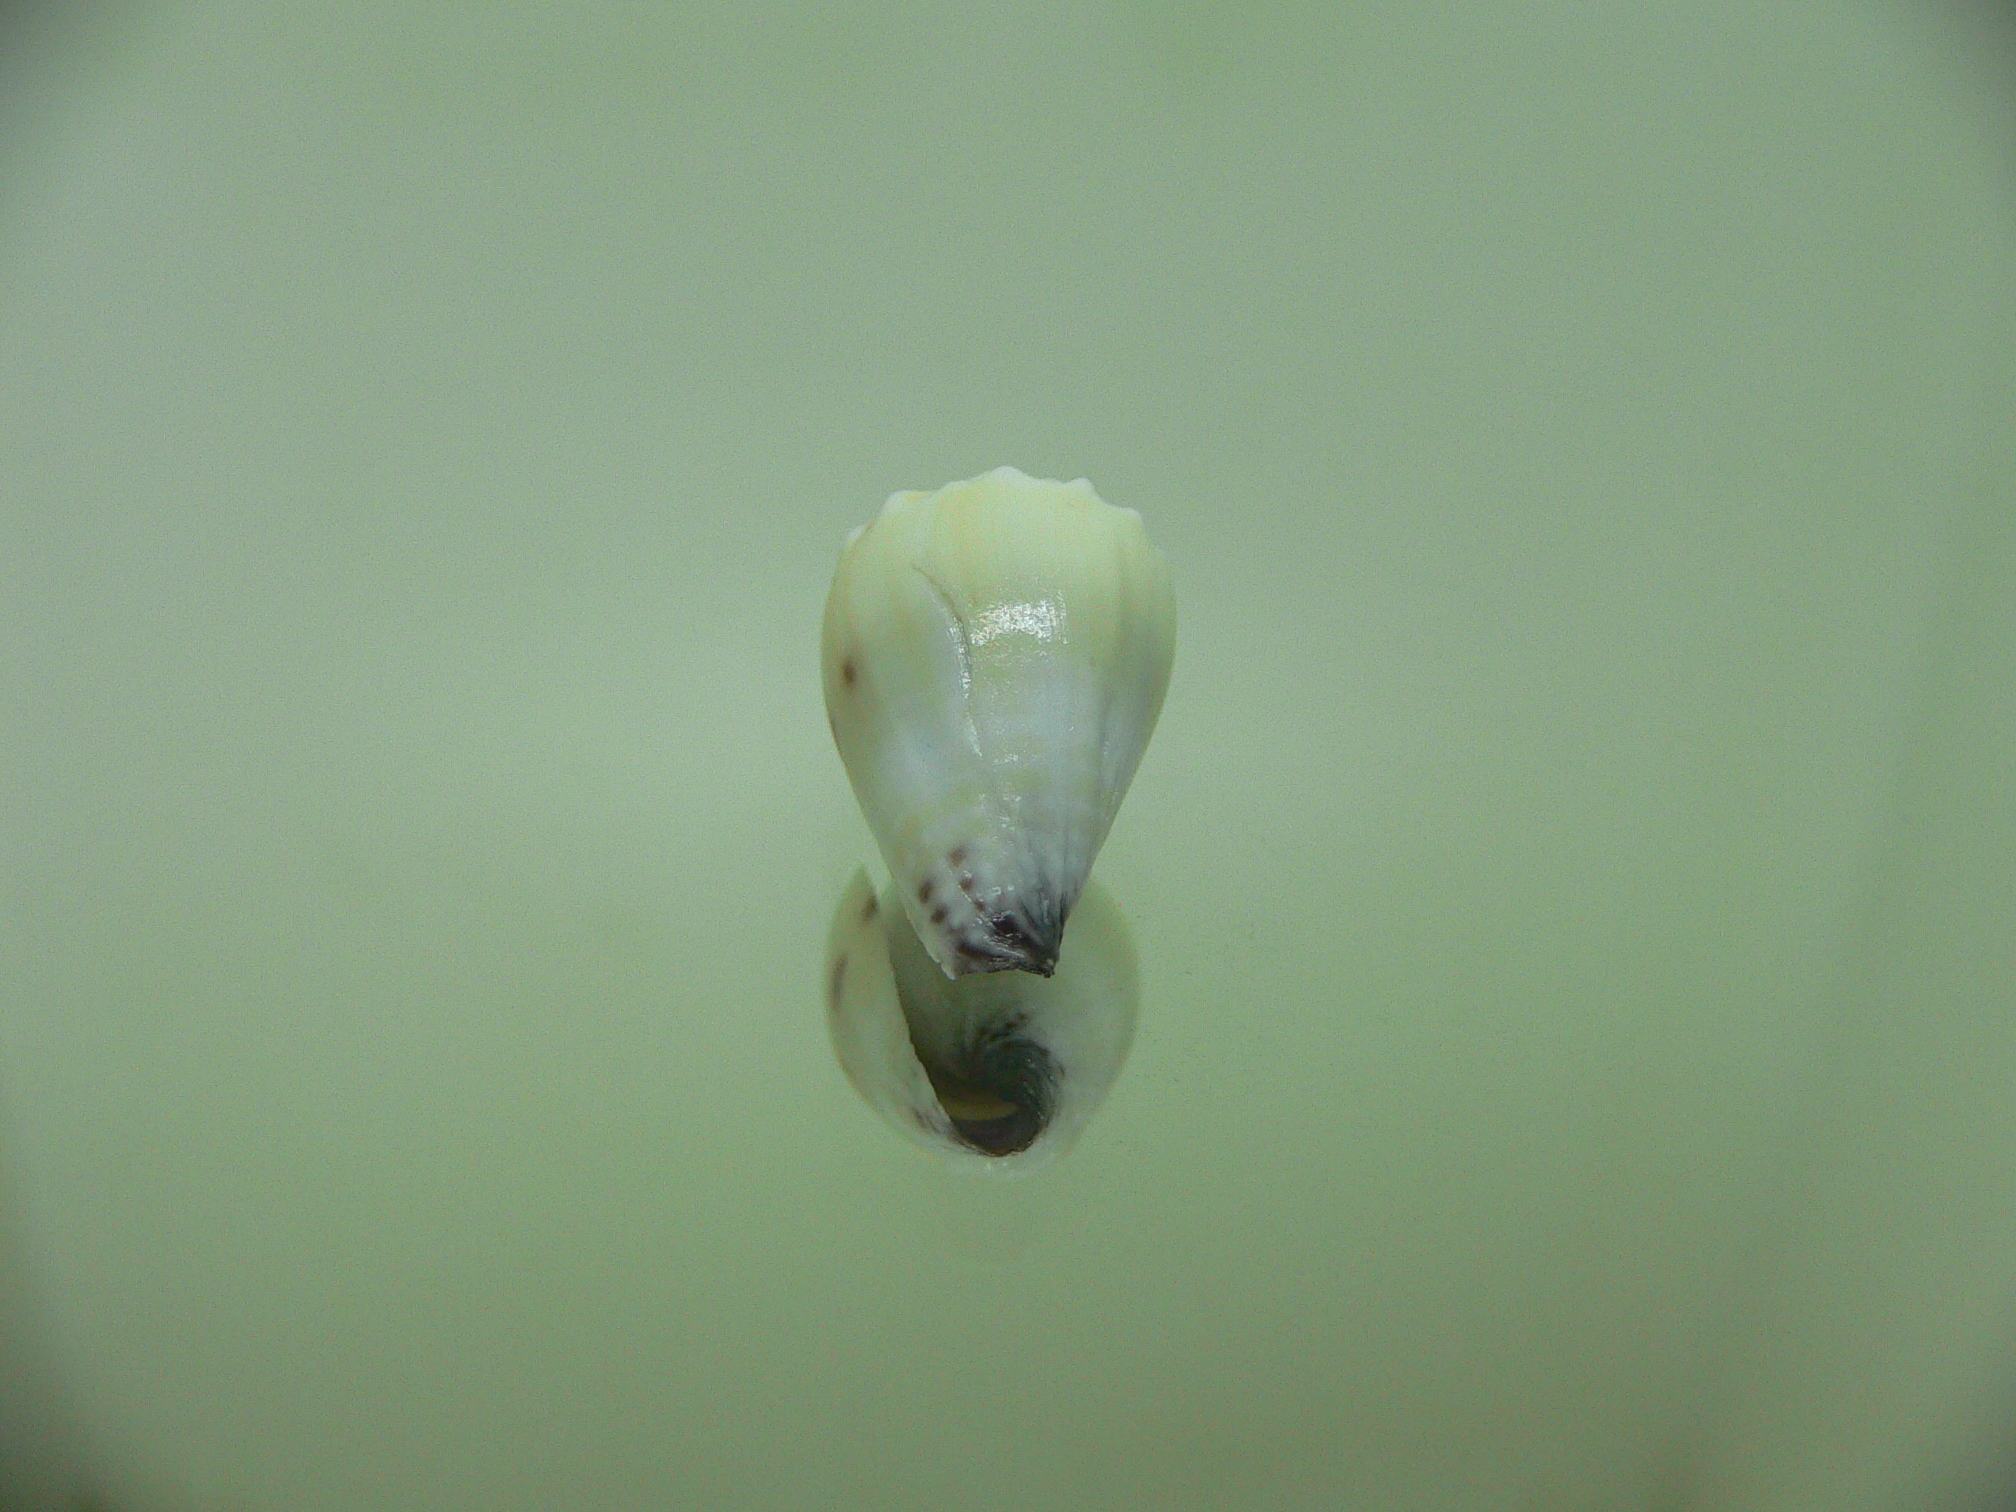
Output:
[
  {"xmin": 840, "ymin": 657, "xmax": 858, "ymax": 687},
  {"xmin": 948, "ymin": 845, "xmax": 967, "ymax": 865},
  {"xmin": 930, "ymin": 905, "xmax": 948, "ymax": 925},
  {"xmin": 917, "ymin": 879, "xmax": 933, "ymax": 904},
  {"xmin": 827, "ymin": 955, "xmax": 847, "ymax": 1011},
  {"xmin": 859, "ymin": 891, "xmax": 878, "ymax": 922}
]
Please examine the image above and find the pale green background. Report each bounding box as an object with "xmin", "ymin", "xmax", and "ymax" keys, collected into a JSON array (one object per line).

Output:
[{"xmin": 2, "ymin": 3, "xmax": 2015, "ymax": 1510}]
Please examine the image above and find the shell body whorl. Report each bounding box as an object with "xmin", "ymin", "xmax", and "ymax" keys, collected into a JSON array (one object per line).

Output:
[{"xmin": 821, "ymin": 467, "xmax": 1175, "ymax": 979}]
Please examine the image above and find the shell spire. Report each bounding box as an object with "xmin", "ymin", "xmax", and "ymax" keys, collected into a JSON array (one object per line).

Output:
[{"xmin": 822, "ymin": 467, "xmax": 1176, "ymax": 979}]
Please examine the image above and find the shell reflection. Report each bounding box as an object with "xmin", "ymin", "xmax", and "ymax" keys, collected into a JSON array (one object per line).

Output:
[{"xmin": 824, "ymin": 868, "xmax": 1140, "ymax": 1172}]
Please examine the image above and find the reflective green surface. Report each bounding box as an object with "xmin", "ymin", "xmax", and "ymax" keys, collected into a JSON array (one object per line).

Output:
[{"xmin": 2, "ymin": 5, "xmax": 2013, "ymax": 1509}]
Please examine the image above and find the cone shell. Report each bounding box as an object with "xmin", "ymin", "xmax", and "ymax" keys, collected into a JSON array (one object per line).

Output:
[{"xmin": 822, "ymin": 467, "xmax": 1175, "ymax": 979}]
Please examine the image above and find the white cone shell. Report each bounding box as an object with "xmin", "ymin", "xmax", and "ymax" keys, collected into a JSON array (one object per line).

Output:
[
  {"xmin": 821, "ymin": 467, "xmax": 1175, "ymax": 979},
  {"xmin": 823, "ymin": 868, "xmax": 1140, "ymax": 1172}
]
